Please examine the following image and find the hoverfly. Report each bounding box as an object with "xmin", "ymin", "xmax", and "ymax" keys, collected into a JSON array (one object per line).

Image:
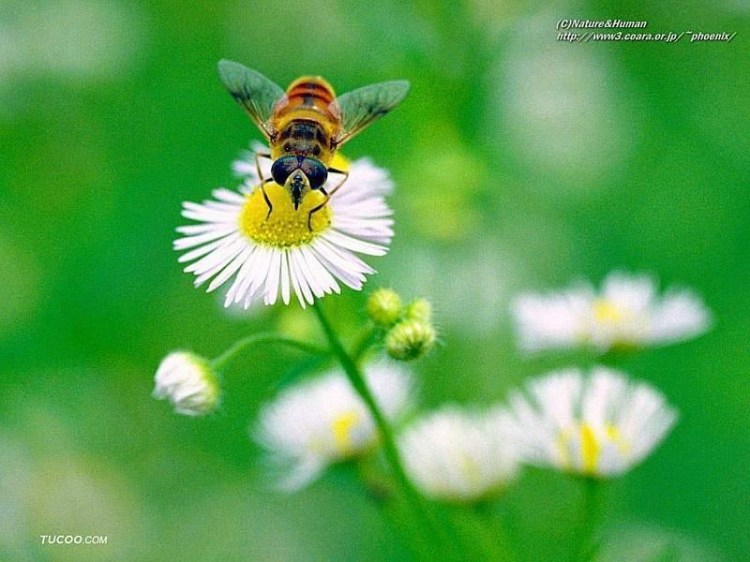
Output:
[{"xmin": 218, "ymin": 60, "xmax": 409, "ymax": 228}]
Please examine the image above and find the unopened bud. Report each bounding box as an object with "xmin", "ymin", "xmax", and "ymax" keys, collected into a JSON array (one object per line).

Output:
[
  {"xmin": 153, "ymin": 351, "xmax": 220, "ymax": 416},
  {"xmin": 404, "ymin": 298, "xmax": 432, "ymax": 323},
  {"xmin": 385, "ymin": 320, "xmax": 437, "ymax": 361},
  {"xmin": 367, "ymin": 288, "xmax": 403, "ymax": 327}
]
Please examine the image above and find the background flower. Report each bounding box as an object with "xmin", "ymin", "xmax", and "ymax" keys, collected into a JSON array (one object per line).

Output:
[
  {"xmin": 399, "ymin": 405, "xmax": 520, "ymax": 502},
  {"xmin": 511, "ymin": 271, "xmax": 712, "ymax": 353},
  {"xmin": 255, "ymin": 360, "xmax": 413, "ymax": 490},
  {"xmin": 502, "ymin": 367, "xmax": 678, "ymax": 477}
]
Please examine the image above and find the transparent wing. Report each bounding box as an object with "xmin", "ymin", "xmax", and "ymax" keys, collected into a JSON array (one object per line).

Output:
[
  {"xmin": 217, "ymin": 60, "xmax": 285, "ymax": 140},
  {"xmin": 332, "ymin": 80, "xmax": 410, "ymax": 147}
]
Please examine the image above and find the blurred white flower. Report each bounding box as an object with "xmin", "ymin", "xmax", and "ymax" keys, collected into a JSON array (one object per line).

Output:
[
  {"xmin": 392, "ymin": 241, "xmax": 523, "ymax": 337},
  {"xmin": 153, "ymin": 351, "xmax": 220, "ymax": 416},
  {"xmin": 399, "ymin": 406, "xmax": 520, "ymax": 502},
  {"xmin": 175, "ymin": 149, "xmax": 393, "ymax": 309},
  {"xmin": 255, "ymin": 361, "xmax": 413, "ymax": 491},
  {"xmin": 511, "ymin": 271, "xmax": 712, "ymax": 353},
  {"xmin": 593, "ymin": 523, "xmax": 724, "ymax": 562},
  {"xmin": 502, "ymin": 367, "xmax": 678, "ymax": 477},
  {"xmin": 0, "ymin": 2, "xmax": 143, "ymax": 85},
  {"xmin": 496, "ymin": 11, "xmax": 634, "ymax": 194}
]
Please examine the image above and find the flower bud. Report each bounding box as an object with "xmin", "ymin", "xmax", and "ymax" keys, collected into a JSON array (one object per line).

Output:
[
  {"xmin": 404, "ymin": 298, "xmax": 432, "ymax": 323},
  {"xmin": 385, "ymin": 319, "xmax": 437, "ymax": 361},
  {"xmin": 367, "ymin": 288, "xmax": 403, "ymax": 327},
  {"xmin": 153, "ymin": 351, "xmax": 220, "ymax": 416}
]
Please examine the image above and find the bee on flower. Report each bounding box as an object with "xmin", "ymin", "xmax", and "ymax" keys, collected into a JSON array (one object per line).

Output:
[
  {"xmin": 175, "ymin": 147, "xmax": 395, "ymax": 309},
  {"xmin": 174, "ymin": 61, "xmax": 408, "ymax": 310}
]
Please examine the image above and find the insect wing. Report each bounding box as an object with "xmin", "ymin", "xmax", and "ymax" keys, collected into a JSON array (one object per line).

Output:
[
  {"xmin": 217, "ymin": 60, "xmax": 285, "ymax": 139},
  {"xmin": 332, "ymin": 80, "xmax": 410, "ymax": 147}
]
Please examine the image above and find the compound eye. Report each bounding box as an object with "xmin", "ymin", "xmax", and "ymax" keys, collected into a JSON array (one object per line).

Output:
[
  {"xmin": 271, "ymin": 156, "xmax": 299, "ymax": 185},
  {"xmin": 300, "ymin": 158, "xmax": 328, "ymax": 190}
]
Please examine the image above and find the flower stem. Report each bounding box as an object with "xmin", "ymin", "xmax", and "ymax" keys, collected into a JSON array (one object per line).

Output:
[
  {"xmin": 210, "ymin": 333, "xmax": 328, "ymax": 371},
  {"xmin": 351, "ymin": 325, "xmax": 378, "ymax": 365},
  {"xmin": 472, "ymin": 502, "xmax": 518, "ymax": 562},
  {"xmin": 571, "ymin": 477, "xmax": 602, "ymax": 562},
  {"xmin": 311, "ymin": 301, "xmax": 451, "ymax": 560}
]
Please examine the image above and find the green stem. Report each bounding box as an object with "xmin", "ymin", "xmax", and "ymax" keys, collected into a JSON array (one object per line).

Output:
[
  {"xmin": 571, "ymin": 477, "xmax": 602, "ymax": 562},
  {"xmin": 598, "ymin": 348, "xmax": 629, "ymax": 368},
  {"xmin": 472, "ymin": 502, "xmax": 518, "ymax": 562},
  {"xmin": 311, "ymin": 302, "xmax": 452, "ymax": 561},
  {"xmin": 351, "ymin": 460, "xmax": 434, "ymax": 562},
  {"xmin": 210, "ymin": 333, "xmax": 328, "ymax": 371},
  {"xmin": 351, "ymin": 325, "xmax": 378, "ymax": 365}
]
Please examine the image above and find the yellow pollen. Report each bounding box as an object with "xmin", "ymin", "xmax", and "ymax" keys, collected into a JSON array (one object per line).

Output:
[
  {"xmin": 605, "ymin": 425, "xmax": 631, "ymax": 456},
  {"xmin": 330, "ymin": 153, "xmax": 350, "ymax": 171},
  {"xmin": 238, "ymin": 183, "xmax": 332, "ymax": 247},
  {"xmin": 579, "ymin": 423, "xmax": 600, "ymax": 474},
  {"xmin": 557, "ymin": 423, "xmax": 631, "ymax": 476},
  {"xmin": 331, "ymin": 410, "xmax": 360, "ymax": 455},
  {"xmin": 592, "ymin": 298, "xmax": 628, "ymax": 323}
]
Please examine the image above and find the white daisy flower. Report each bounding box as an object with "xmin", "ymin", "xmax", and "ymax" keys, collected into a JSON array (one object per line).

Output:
[
  {"xmin": 399, "ymin": 406, "xmax": 520, "ymax": 502},
  {"xmin": 502, "ymin": 367, "xmax": 678, "ymax": 477},
  {"xmin": 175, "ymin": 147, "xmax": 394, "ymax": 309},
  {"xmin": 511, "ymin": 271, "xmax": 712, "ymax": 352},
  {"xmin": 153, "ymin": 351, "xmax": 220, "ymax": 416},
  {"xmin": 254, "ymin": 360, "xmax": 413, "ymax": 491}
]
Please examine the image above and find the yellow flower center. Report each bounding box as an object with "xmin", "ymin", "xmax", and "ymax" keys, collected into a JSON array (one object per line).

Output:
[
  {"xmin": 238, "ymin": 183, "xmax": 332, "ymax": 247},
  {"xmin": 592, "ymin": 298, "xmax": 628, "ymax": 324},
  {"xmin": 331, "ymin": 410, "xmax": 360, "ymax": 456},
  {"xmin": 557, "ymin": 422, "xmax": 631, "ymax": 476}
]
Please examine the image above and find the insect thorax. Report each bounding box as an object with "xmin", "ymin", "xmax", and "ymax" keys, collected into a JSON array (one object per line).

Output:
[{"xmin": 271, "ymin": 119, "xmax": 334, "ymax": 164}]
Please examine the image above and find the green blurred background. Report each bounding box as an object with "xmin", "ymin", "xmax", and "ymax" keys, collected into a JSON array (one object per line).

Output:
[{"xmin": 1, "ymin": 1, "xmax": 748, "ymax": 560}]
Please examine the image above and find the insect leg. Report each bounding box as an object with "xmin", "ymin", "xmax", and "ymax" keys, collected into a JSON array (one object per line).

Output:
[
  {"xmin": 253, "ymin": 152, "xmax": 275, "ymax": 219},
  {"xmin": 307, "ymin": 168, "xmax": 349, "ymax": 230},
  {"xmin": 259, "ymin": 178, "xmax": 274, "ymax": 220},
  {"xmin": 324, "ymin": 167, "xmax": 349, "ymax": 199},
  {"xmin": 254, "ymin": 151, "xmax": 272, "ymax": 182}
]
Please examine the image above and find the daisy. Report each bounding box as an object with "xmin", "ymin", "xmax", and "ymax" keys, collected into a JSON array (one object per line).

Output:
[
  {"xmin": 175, "ymin": 146, "xmax": 394, "ymax": 309},
  {"xmin": 511, "ymin": 271, "xmax": 712, "ymax": 352},
  {"xmin": 399, "ymin": 406, "xmax": 520, "ymax": 502},
  {"xmin": 153, "ymin": 351, "xmax": 220, "ymax": 416},
  {"xmin": 254, "ymin": 360, "xmax": 413, "ymax": 491},
  {"xmin": 502, "ymin": 367, "xmax": 678, "ymax": 477}
]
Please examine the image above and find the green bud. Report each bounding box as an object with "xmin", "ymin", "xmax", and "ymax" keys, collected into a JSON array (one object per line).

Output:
[
  {"xmin": 385, "ymin": 319, "xmax": 437, "ymax": 361},
  {"xmin": 404, "ymin": 298, "xmax": 432, "ymax": 323},
  {"xmin": 367, "ymin": 288, "xmax": 403, "ymax": 327}
]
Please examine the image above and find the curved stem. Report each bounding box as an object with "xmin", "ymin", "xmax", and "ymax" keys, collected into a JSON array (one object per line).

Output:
[
  {"xmin": 311, "ymin": 302, "xmax": 452, "ymax": 560},
  {"xmin": 210, "ymin": 333, "xmax": 328, "ymax": 371}
]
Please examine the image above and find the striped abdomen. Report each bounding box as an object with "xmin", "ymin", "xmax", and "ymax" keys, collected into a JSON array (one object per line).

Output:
[{"xmin": 270, "ymin": 77, "xmax": 340, "ymax": 163}]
